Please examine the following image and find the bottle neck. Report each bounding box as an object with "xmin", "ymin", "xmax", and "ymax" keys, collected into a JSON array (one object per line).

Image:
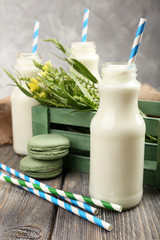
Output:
[
  {"xmin": 98, "ymin": 63, "xmax": 140, "ymax": 115},
  {"xmin": 16, "ymin": 53, "xmax": 41, "ymax": 66},
  {"xmin": 101, "ymin": 62, "xmax": 137, "ymax": 84},
  {"xmin": 71, "ymin": 42, "xmax": 97, "ymax": 56},
  {"xmin": 14, "ymin": 53, "xmax": 41, "ymax": 78}
]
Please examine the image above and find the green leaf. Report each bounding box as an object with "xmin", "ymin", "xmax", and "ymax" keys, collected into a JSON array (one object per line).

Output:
[
  {"xmin": 33, "ymin": 60, "xmax": 43, "ymax": 70},
  {"xmin": 71, "ymin": 58, "xmax": 98, "ymax": 84},
  {"xmin": 44, "ymin": 38, "xmax": 70, "ymax": 56},
  {"xmin": 70, "ymin": 72, "xmax": 94, "ymax": 102},
  {"xmin": 4, "ymin": 69, "xmax": 33, "ymax": 98}
]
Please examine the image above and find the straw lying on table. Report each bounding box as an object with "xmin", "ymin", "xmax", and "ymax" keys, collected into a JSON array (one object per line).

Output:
[
  {"xmin": 0, "ymin": 173, "xmax": 112, "ymax": 232},
  {"xmin": 0, "ymin": 163, "xmax": 122, "ymax": 212},
  {"xmin": 0, "ymin": 171, "xmax": 97, "ymax": 215}
]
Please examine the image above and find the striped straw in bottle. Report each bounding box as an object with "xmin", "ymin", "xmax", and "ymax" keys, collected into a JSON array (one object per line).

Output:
[
  {"xmin": 32, "ymin": 21, "xmax": 40, "ymax": 54},
  {"xmin": 81, "ymin": 9, "xmax": 90, "ymax": 42},
  {"xmin": 128, "ymin": 18, "xmax": 147, "ymax": 64}
]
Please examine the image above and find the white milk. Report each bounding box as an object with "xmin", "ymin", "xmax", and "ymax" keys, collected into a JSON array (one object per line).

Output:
[
  {"xmin": 89, "ymin": 63, "xmax": 146, "ymax": 209},
  {"xmin": 70, "ymin": 42, "xmax": 101, "ymax": 81},
  {"xmin": 11, "ymin": 53, "xmax": 41, "ymax": 155}
]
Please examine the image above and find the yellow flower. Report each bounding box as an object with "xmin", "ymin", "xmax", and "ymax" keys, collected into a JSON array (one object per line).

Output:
[
  {"xmin": 45, "ymin": 60, "xmax": 52, "ymax": 67},
  {"xmin": 38, "ymin": 92, "xmax": 47, "ymax": 98},
  {"xmin": 28, "ymin": 82, "xmax": 39, "ymax": 93},
  {"xmin": 30, "ymin": 78, "xmax": 38, "ymax": 84},
  {"xmin": 37, "ymin": 76, "xmax": 41, "ymax": 81},
  {"xmin": 42, "ymin": 60, "xmax": 52, "ymax": 71},
  {"xmin": 42, "ymin": 65, "xmax": 48, "ymax": 71},
  {"xmin": 40, "ymin": 71, "xmax": 47, "ymax": 77}
]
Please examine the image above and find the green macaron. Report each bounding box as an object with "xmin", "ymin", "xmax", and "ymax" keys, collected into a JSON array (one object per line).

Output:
[
  {"xmin": 20, "ymin": 155, "xmax": 63, "ymax": 179},
  {"xmin": 28, "ymin": 134, "xmax": 70, "ymax": 160}
]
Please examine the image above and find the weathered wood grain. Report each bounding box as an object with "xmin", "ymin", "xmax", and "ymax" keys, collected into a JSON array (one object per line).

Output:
[
  {"xmin": 1, "ymin": 145, "xmax": 160, "ymax": 240},
  {"xmin": 0, "ymin": 145, "xmax": 63, "ymax": 240},
  {"xmin": 51, "ymin": 171, "xmax": 160, "ymax": 240}
]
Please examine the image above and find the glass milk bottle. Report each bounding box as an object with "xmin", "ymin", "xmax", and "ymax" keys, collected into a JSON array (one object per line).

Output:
[
  {"xmin": 89, "ymin": 63, "xmax": 146, "ymax": 209},
  {"xmin": 11, "ymin": 53, "xmax": 41, "ymax": 155},
  {"xmin": 70, "ymin": 42, "xmax": 101, "ymax": 81}
]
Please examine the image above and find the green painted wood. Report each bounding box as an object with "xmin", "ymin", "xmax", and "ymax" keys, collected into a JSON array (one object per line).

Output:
[
  {"xmin": 50, "ymin": 129, "xmax": 90, "ymax": 151},
  {"xmin": 64, "ymin": 154, "xmax": 90, "ymax": 173},
  {"xmin": 32, "ymin": 105, "xmax": 50, "ymax": 136},
  {"xmin": 144, "ymin": 169, "xmax": 156, "ymax": 187},
  {"xmin": 144, "ymin": 160, "xmax": 157, "ymax": 171},
  {"xmin": 156, "ymin": 136, "xmax": 160, "ymax": 187},
  {"xmin": 138, "ymin": 100, "xmax": 160, "ymax": 116},
  {"xmin": 144, "ymin": 143, "xmax": 157, "ymax": 161},
  {"xmin": 49, "ymin": 108, "xmax": 95, "ymax": 128},
  {"xmin": 144, "ymin": 117, "xmax": 160, "ymax": 137}
]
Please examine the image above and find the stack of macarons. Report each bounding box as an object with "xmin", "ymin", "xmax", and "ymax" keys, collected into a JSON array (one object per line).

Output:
[{"xmin": 20, "ymin": 134, "xmax": 70, "ymax": 179}]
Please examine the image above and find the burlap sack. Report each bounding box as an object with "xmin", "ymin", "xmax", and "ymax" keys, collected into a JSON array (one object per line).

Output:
[
  {"xmin": 0, "ymin": 84, "xmax": 159, "ymax": 145},
  {"xmin": 139, "ymin": 84, "xmax": 160, "ymax": 101},
  {"xmin": 0, "ymin": 96, "xmax": 13, "ymax": 145}
]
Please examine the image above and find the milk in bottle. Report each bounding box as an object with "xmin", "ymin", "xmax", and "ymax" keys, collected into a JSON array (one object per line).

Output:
[
  {"xmin": 89, "ymin": 63, "xmax": 145, "ymax": 209},
  {"xmin": 11, "ymin": 53, "xmax": 41, "ymax": 155}
]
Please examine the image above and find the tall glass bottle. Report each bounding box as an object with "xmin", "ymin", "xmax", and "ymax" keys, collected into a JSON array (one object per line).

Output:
[
  {"xmin": 11, "ymin": 53, "xmax": 41, "ymax": 155},
  {"xmin": 89, "ymin": 63, "xmax": 145, "ymax": 209}
]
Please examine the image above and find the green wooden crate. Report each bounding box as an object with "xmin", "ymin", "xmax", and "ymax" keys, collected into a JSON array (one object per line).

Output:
[{"xmin": 32, "ymin": 100, "xmax": 160, "ymax": 188}]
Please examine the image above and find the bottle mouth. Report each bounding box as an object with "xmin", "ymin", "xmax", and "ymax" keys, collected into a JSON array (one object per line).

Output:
[
  {"xmin": 102, "ymin": 62, "xmax": 136, "ymax": 69},
  {"xmin": 71, "ymin": 42, "xmax": 96, "ymax": 54},
  {"xmin": 17, "ymin": 52, "xmax": 41, "ymax": 60},
  {"xmin": 102, "ymin": 62, "xmax": 136, "ymax": 74},
  {"xmin": 101, "ymin": 62, "xmax": 137, "ymax": 84},
  {"xmin": 71, "ymin": 41, "xmax": 95, "ymax": 47}
]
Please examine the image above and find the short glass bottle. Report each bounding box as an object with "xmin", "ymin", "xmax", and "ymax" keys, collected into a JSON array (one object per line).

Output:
[{"xmin": 11, "ymin": 53, "xmax": 41, "ymax": 155}]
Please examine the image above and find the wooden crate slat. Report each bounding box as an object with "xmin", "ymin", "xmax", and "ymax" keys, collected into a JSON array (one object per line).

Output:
[
  {"xmin": 144, "ymin": 117, "xmax": 160, "ymax": 137},
  {"xmin": 49, "ymin": 108, "xmax": 95, "ymax": 127},
  {"xmin": 144, "ymin": 143, "xmax": 157, "ymax": 161},
  {"xmin": 144, "ymin": 160, "xmax": 157, "ymax": 171},
  {"xmin": 64, "ymin": 154, "xmax": 90, "ymax": 173},
  {"xmin": 32, "ymin": 105, "xmax": 49, "ymax": 136},
  {"xmin": 144, "ymin": 169, "xmax": 156, "ymax": 187},
  {"xmin": 138, "ymin": 100, "xmax": 160, "ymax": 116},
  {"xmin": 156, "ymin": 137, "xmax": 160, "ymax": 187},
  {"xmin": 50, "ymin": 129, "xmax": 90, "ymax": 151}
]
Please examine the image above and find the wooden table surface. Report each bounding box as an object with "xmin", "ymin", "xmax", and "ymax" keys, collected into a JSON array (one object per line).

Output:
[{"xmin": 0, "ymin": 144, "xmax": 160, "ymax": 240}]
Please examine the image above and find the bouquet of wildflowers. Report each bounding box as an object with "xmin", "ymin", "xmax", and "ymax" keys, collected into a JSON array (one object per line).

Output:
[{"xmin": 5, "ymin": 39, "xmax": 99, "ymax": 111}]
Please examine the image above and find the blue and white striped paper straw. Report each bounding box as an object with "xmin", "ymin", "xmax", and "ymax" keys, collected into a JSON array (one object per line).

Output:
[
  {"xmin": 60, "ymin": 196, "xmax": 98, "ymax": 215},
  {"xmin": 0, "ymin": 173, "xmax": 112, "ymax": 231},
  {"xmin": 0, "ymin": 163, "xmax": 122, "ymax": 212},
  {"xmin": 32, "ymin": 21, "xmax": 40, "ymax": 54},
  {"xmin": 81, "ymin": 9, "xmax": 90, "ymax": 42},
  {"xmin": 128, "ymin": 18, "xmax": 147, "ymax": 65},
  {"xmin": 0, "ymin": 169, "xmax": 98, "ymax": 215}
]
